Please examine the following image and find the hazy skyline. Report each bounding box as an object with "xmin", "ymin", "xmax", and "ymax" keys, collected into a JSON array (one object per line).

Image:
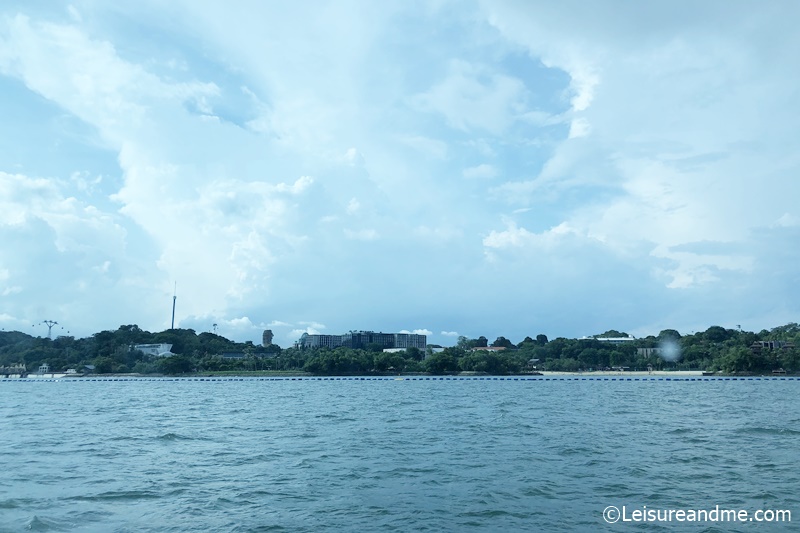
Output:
[{"xmin": 2, "ymin": 1, "xmax": 799, "ymax": 346}]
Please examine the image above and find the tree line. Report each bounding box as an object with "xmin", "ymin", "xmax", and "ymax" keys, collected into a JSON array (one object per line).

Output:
[{"xmin": 1, "ymin": 323, "xmax": 799, "ymax": 376}]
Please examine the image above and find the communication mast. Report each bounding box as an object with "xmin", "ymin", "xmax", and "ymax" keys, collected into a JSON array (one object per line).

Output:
[{"xmin": 171, "ymin": 282, "xmax": 177, "ymax": 330}]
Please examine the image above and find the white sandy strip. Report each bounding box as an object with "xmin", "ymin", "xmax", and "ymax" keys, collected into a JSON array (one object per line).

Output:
[{"xmin": 540, "ymin": 370, "xmax": 707, "ymax": 377}]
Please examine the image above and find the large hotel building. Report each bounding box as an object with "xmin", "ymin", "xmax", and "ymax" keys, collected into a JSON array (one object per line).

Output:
[{"xmin": 296, "ymin": 331, "xmax": 427, "ymax": 351}]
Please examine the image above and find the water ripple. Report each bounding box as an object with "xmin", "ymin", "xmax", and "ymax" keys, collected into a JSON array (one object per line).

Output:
[{"xmin": 1, "ymin": 380, "xmax": 798, "ymax": 531}]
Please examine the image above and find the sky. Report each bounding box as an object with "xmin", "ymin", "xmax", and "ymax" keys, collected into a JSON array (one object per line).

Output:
[{"xmin": 1, "ymin": 1, "xmax": 799, "ymax": 346}]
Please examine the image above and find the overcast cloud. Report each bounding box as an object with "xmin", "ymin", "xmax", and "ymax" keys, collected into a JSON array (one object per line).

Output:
[{"xmin": 1, "ymin": 1, "xmax": 798, "ymax": 345}]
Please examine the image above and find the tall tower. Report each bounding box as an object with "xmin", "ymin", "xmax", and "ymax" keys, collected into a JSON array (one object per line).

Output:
[
  {"xmin": 262, "ymin": 329, "xmax": 274, "ymax": 347},
  {"xmin": 40, "ymin": 320, "xmax": 58, "ymax": 339},
  {"xmin": 171, "ymin": 282, "xmax": 177, "ymax": 330}
]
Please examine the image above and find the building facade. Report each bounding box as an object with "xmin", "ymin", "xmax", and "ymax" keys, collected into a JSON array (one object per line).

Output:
[
  {"xmin": 579, "ymin": 336, "xmax": 637, "ymax": 345},
  {"xmin": 297, "ymin": 334, "xmax": 343, "ymax": 349},
  {"xmin": 133, "ymin": 343, "xmax": 174, "ymax": 357},
  {"xmin": 296, "ymin": 331, "xmax": 426, "ymax": 351}
]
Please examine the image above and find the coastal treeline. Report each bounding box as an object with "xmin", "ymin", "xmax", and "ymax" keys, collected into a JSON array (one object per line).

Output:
[{"xmin": 1, "ymin": 323, "xmax": 799, "ymax": 375}]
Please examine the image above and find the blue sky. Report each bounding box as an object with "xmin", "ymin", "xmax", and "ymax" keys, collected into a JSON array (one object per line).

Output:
[{"xmin": 1, "ymin": 1, "xmax": 799, "ymax": 346}]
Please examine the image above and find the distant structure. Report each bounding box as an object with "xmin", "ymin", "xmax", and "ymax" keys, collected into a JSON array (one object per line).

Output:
[
  {"xmin": 133, "ymin": 343, "xmax": 174, "ymax": 357},
  {"xmin": 296, "ymin": 331, "xmax": 426, "ymax": 351},
  {"xmin": 579, "ymin": 336, "xmax": 636, "ymax": 345},
  {"xmin": 0, "ymin": 364, "xmax": 27, "ymax": 377},
  {"xmin": 262, "ymin": 329, "xmax": 274, "ymax": 347},
  {"xmin": 470, "ymin": 346, "xmax": 508, "ymax": 352},
  {"xmin": 40, "ymin": 320, "xmax": 59, "ymax": 339},
  {"xmin": 750, "ymin": 340, "xmax": 795, "ymax": 353},
  {"xmin": 171, "ymin": 282, "xmax": 177, "ymax": 329},
  {"xmin": 637, "ymin": 347, "xmax": 663, "ymax": 357}
]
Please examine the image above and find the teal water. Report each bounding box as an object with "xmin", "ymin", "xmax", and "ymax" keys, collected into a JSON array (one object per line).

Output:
[{"xmin": 1, "ymin": 378, "xmax": 798, "ymax": 532}]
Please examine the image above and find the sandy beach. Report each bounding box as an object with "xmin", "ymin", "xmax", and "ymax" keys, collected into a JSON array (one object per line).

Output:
[{"xmin": 540, "ymin": 370, "xmax": 707, "ymax": 377}]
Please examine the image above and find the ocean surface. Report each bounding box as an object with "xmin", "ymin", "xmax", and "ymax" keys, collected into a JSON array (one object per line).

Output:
[{"xmin": 1, "ymin": 377, "xmax": 798, "ymax": 532}]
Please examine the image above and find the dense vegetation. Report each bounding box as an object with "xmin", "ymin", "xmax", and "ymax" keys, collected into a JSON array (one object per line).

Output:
[{"xmin": 1, "ymin": 323, "xmax": 799, "ymax": 376}]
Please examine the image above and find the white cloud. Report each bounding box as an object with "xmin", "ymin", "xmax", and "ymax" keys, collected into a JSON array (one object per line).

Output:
[
  {"xmin": 483, "ymin": 220, "xmax": 581, "ymax": 251},
  {"xmin": 342, "ymin": 147, "xmax": 365, "ymax": 167},
  {"xmin": 344, "ymin": 228, "xmax": 379, "ymax": 241},
  {"xmin": 441, "ymin": 331, "xmax": 460, "ymax": 337},
  {"xmin": 463, "ymin": 164, "xmax": 497, "ymax": 179},
  {"xmin": 414, "ymin": 225, "xmax": 464, "ymax": 242},
  {"xmin": 399, "ymin": 329, "xmax": 431, "ymax": 335},
  {"xmin": 346, "ymin": 198, "xmax": 361, "ymax": 215},
  {"xmin": 298, "ymin": 321, "xmax": 326, "ymax": 330},
  {"xmin": 1, "ymin": 1, "xmax": 798, "ymax": 344},
  {"xmin": 567, "ymin": 117, "xmax": 591, "ymax": 139},
  {"xmin": 398, "ymin": 135, "xmax": 448, "ymax": 159},
  {"xmin": 413, "ymin": 59, "xmax": 528, "ymax": 134},
  {"xmin": 275, "ymin": 176, "xmax": 314, "ymax": 195},
  {"xmin": 773, "ymin": 213, "xmax": 800, "ymax": 228},
  {"xmin": 66, "ymin": 5, "xmax": 82, "ymax": 23},
  {"xmin": 290, "ymin": 327, "xmax": 321, "ymax": 337},
  {"xmin": 0, "ymin": 14, "xmax": 218, "ymax": 146}
]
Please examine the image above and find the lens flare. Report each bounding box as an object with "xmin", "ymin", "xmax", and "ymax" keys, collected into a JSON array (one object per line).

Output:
[{"xmin": 658, "ymin": 339, "xmax": 682, "ymax": 362}]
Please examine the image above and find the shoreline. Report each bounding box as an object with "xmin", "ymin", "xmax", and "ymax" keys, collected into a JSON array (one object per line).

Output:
[
  {"xmin": 539, "ymin": 370, "xmax": 707, "ymax": 377},
  {"xmin": 5, "ymin": 370, "xmax": 797, "ymax": 380}
]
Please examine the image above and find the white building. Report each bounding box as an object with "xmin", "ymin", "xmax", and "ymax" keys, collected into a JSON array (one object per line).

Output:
[
  {"xmin": 579, "ymin": 336, "xmax": 636, "ymax": 345},
  {"xmin": 133, "ymin": 343, "xmax": 174, "ymax": 357}
]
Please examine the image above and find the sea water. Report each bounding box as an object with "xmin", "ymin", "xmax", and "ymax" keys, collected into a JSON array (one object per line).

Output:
[{"xmin": 1, "ymin": 377, "xmax": 798, "ymax": 532}]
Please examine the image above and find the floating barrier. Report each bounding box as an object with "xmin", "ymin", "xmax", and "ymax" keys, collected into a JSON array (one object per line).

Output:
[{"xmin": 0, "ymin": 375, "xmax": 797, "ymax": 383}]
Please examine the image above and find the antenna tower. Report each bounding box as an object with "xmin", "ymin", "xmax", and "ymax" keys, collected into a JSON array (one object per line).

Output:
[{"xmin": 171, "ymin": 282, "xmax": 177, "ymax": 330}]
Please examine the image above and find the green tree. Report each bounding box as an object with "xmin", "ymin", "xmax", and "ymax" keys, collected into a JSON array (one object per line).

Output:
[
  {"xmin": 491, "ymin": 336, "xmax": 515, "ymax": 349},
  {"xmin": 704, "ymin": 326, "xmax": 732, "ymax": 343},
  {"xmin": 544, "ymin": 358, "xmax": 581, "ymax": 372},
  {"xmin": 405, "ymin": 347, "xmax": 422, "ymax": 361},
  {"xmin": 373, "ymin": 352, "xmax": 393, "ymax": 372},
  {"xmin": 132, "ymin": 361, "xmax": 158, "ymax": 374},
  {"xmin": 158, "ymin": 355, "xmax": 194, "ymax": 374},
  {"xmin": 658, "ymin": 329, "xmax": 681, "ymax": 341},
  {"xmin": 456, "ymin": 336, "xmax": 478, "ymax": 349},
  {"xmin": 93, "ymin": 356, "xmax": 115, "ymax": 374},
  {"xmin": 716, "ymin": 347, "xmax": 755, "ymax": 373},
  {"xmin": 424, "ymin": 351, "xmax": 458, "ymax": 374},
  {"xmin": 596, "ymin": 330, "xmax": 630, "ymax": 338}
]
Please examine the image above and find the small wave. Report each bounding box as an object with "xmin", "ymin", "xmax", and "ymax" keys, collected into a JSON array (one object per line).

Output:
[
  {"xmin": 672, "ymin": 455, "xmax": 705, "ymax": 464},
  {"xmin": 556, "ymin": 446, "xmax": 595, "ymax": 456},
  {"xmin": 108, "ymin": 435, "xmax": 143, "ymax": 442},
  {"xmin": 749, "ymin": 490, "xmax": 778, "ymax": 500},
  {"xmin": 752, "ymin": 462, "xmax": 779, "ymax": 470},
  {"xmin": 68, "ymin": 490, "xmax": 161, "ymax": 502},
  {"xmin": 459, "ymin": 509, "xmax": 514, "ymax": 518},
  {"xmin": 522, "ymin": 486, "xmax": 556, "ymax": 499},
  {"xmin": 156, "ymin": 432, "xmax": 191, "ymax": 441},
  {"xmin": 0, "ymin": 498, "xmax": 24, "ymax": 509},
  {"xmin": 666, "ymin": 427, "xmax": 693, "ymax": 434},
  {"xmin": 292, "ymin": 458, "xmax": 313, "ymax": 468},
  {"xmin": 737, "ymin": 427, "xmax": 800, "ymax": 436},
  {"xmin": 25, "ymin": 516, "xmax": 68, "ymax": 532}
]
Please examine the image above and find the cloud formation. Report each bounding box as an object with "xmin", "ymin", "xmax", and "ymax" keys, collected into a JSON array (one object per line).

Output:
[{"xmin": 1, "ymin": 2, "xmax": 798, "ymax": 345}]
